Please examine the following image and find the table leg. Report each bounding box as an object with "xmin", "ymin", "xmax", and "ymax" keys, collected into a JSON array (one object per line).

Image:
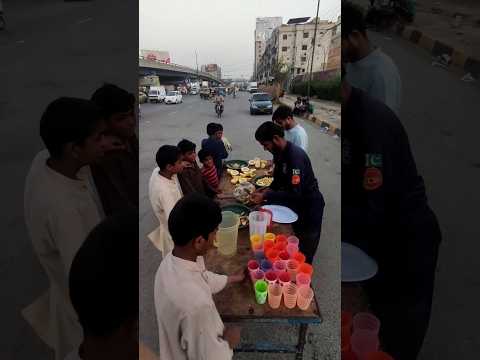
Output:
[{"xmin": 295, "ymin": 323, "xmax": 309, "ymax": 360}]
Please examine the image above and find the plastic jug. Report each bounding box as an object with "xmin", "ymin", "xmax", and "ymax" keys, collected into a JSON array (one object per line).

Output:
[
  {"xmin": 249, "ymin": 211, "xmax": 270, "ymax": 240},
  {"xmin": 216, "ymin": 211, "xmax": 240, "ymax": 256}
]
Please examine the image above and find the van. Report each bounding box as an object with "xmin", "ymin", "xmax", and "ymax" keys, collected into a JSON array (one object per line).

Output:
[{"xmin": 148, "ymin": 86, "xmax": 166, "ymax": 103}]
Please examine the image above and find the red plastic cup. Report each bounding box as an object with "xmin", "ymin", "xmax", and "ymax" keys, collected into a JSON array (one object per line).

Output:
[
  {"xmin": 291, "ymin": 251, "xmax": 306, "ymax": 264},
  {"xmin": 275, "ymin": 234, "xmax": 288, "ymax": 244},
  {"xmin": 248, "ymin": 260, "xmax": 259, "ymax": 280},
  {"xmin": 365, "ymin": 352, "xmax": 394, "ymax": 360},
  {"xmin": 278, "ymin": 250, "xmax": 290, "ymax": 263},
  {"xmin": 264, "ymin": 270, "xmax": 278, "ymax": 286},
  {"xmin": 266, "ymin": 249, "xmax": 279, "ymax": 262},
  {"xmin": 278, "ymin": 271, "xmax": 291, "ymax": 286},
  {"xmin": 296, "ymin": 272, "xmax": 311, "ymax": 287},
  {"xmin": 273, "ymin": 260, "xmax": 286, "ymax": 273},
  {"xmin": 264, "ymin": 239, "xmax": 275, "ymax": 252},
  {"xmin": 341, "ymin": 311, "xmax": 353, "ymax": 352},
  {"xmin": 287, "ymin": 235, "xmax": 300, "ymax": 246},
  {"xmin": 286, "ymin": 243, "xmax": 299, "ymax": 256},
  {"xmin": 353, "ymin": 313, "xmax": 380, "ymax": 335},
  {"xmin": 286, "ymin": 259, "xmax": 299, "ymax": 280},
  {"xmin": 298, "ymin": 263, "xmax": 313, "ymax": 276},
  {"xmin": 274, "ymin": 242, "xmax": 286, "ymax": 252},
  {"xmin": 351, "ymin": 330, "xmax": 379, "ymax": 360}
]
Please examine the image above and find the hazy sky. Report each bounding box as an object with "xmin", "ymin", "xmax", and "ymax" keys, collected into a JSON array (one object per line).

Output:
[{"xmin": 139, "ymin": 0, "xmax": 340, "ymax": 78}]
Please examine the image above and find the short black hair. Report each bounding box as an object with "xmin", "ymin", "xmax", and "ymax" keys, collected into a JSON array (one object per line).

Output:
[
  {"xmin": 198, "ymin": 148, "xmax": 213, "ymax": 163},
  {"xmin": 206, "ymin": 122, "xmax": 223, "ymax": 136},
  {"xmin": 342, "ymin": 1, "xmax": 367, "ymax": 37},
  {"xmin": 155, "ymin": 145, "xmax": 182, "ymax": 170},
  {"xmin": 40, "ymin": 97, "xmax": 103, "ymax": 159},
  {"xmin": 168, "ymin": 193, "xmax": 222, "ymax": 246},
  {"xmin": 91, "ymin": 83, "xmax": 135, "ymax": 120},
  {"xmin": 272, "ymin": 105, "xmax": 293, "ymax": 123},
  {"xmin": 255, "ymin": 121, "xmax": 285, "ymax": 142},
  {"xmin": 69, "ymin": 211, "xmax": 137, "ymax": 337},
  {"xmin": 177, "ymin": 139, "xmax": 196, "ymax": 154}
]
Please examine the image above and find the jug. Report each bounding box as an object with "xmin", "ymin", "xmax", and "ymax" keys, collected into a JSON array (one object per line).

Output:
[
  {"xmin": 248, "ymin": 211, "xmax": 270, "ymax": 241},
  {"xmin": 216, "ymin": 211, "xmax": 240, "ymax": 256}
]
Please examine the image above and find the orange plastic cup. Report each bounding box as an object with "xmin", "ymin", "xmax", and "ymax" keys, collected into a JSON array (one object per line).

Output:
[
  {"xmin": 267, "ymin": 283, "xmax": 283, "ymax": 309},
  {"xmin": 296, "ymin": 285, "xmax": 314, "ymax": 310},
  {"xmin": 274, "ymin": 242, "xmax": 287, "ymax": 252},
  {"xmin": 263, "ymin": 232, "xmax": 276, "ymax": 242},
  {"xmin": 282, "ymin": 282, "xmax": 298, "ymax": 309},
  {"xmin": 291, "ymin": 251, "xmax": 306, "ymax": 264},
  {"xmin": 263, "ymin": 239, "xmax": 275, "ymax": 252},
  {"xmin": 298, "ymin": 263, "xmax": 313, "ymax": 276},
  {"xmin": 266, "ymin": 249, "xmax": 279, "ymax": 262},
  {"xmin": 275, "ymin": 234, "xmax": 288, "ymax": 244},
  {"xmin": 286, "ymin": 259, "xmax": 299, "ymax": 281},
  {"xmin": 365, "ymin": 352, "xmax": 395, "ymax": 360}
]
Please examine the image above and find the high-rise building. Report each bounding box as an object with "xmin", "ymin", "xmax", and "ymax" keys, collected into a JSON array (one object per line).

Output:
[
  {"xmin": 254, "ymin": 17, "xmax": 283, "ymax": 80},
  {"xmin": 326, "ymin": 15, "xmax": 341, "ymax": 71}
]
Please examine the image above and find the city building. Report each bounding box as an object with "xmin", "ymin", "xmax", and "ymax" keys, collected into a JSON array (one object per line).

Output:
[
  {"xmin": 201, "ymin": 64, "xmax": 222, "ymax": 80},
  {"xmin": 326, "ymin": 15, "xmax": 341, "ymax": 71},
  {"xmin": 257, "ymin": 17, "xmax": 336, "ymax": 85},
  {"xmin": 139, "ymin": 49, "xmax": 171, "ymax": 64},
  {"xmin": 254, "ymin": 17, "xmax": 283, "ymax": 80}
]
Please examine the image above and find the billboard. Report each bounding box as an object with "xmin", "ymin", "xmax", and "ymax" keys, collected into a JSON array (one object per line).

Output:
[
  {"xmin": 140, "ymin": 49, "xmax": 171, "ymax": 64},
  {"xmin": 205, "ymin": 64, "xmax": 218, "ymax": 72}
]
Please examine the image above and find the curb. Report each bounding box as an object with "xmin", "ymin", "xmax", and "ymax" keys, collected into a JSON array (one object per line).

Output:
[{"xmin": 394, "ymin": 22, "xmax": 480, "ymax": 76}]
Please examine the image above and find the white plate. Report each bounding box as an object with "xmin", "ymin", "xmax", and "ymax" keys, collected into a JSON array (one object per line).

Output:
[
  {"xmin": 341, "ymin": 242, "xmax": 378, "ymax": 282},
  {"xmin": 260, "ymin": 205, "xmax": 298, "ymax": 224}
]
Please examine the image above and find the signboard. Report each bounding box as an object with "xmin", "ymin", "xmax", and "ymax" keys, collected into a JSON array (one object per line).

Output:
[
  {"xmin": 205, "ymin": 64, "xmax": 218, "ymax": 72},
  {"xmin": 140, "ymin": 49, "xmax": 171, "ymax": 64}
]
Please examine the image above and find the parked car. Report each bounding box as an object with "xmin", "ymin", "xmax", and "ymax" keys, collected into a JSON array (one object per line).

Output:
[
  {"xmin": 148, "ymin": 86, "xmax": 166, "ymax": 103},
  {"xmin": 165, "ymin": 91, "xmax": 183, "ymax": 104},
  {"xmin": 249, "ymin": 92, "xmax": 273, "ymax": 115},
  {"xmin": 190, "ymin": 89, "xmax": 198, "ymax": 95}
]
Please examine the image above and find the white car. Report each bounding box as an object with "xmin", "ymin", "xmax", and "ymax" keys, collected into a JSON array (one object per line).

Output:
[{"xmin": 164, "ymin": 91, "xmax": 183, "ymax": 104}]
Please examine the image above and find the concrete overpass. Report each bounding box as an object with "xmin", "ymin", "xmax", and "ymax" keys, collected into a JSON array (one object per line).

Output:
[{"xmin": 139, "ymin": 58, "xmax": 223, "ymax": 85}]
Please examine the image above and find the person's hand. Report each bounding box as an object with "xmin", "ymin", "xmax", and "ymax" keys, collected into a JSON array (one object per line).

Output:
[
  {"xmin": 223, "ymin": 326, "xmax": 241, "ymax": 349},
  {"xmin": 250, "ymin": 192, "xmax": 265, "ymax": 205},
  {"xmin": 227, "ymin": 269, "xmax": 245, "ymax": 284}
]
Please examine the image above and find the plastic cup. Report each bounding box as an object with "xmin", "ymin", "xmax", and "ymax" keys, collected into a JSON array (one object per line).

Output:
[
  {"xmin": 275, "ymin": 234, "xmax": 288, "ymax": 244},
  {"xmin": 296, "ymin": 272, "xmax": 311, "ymax": 287},
  {"xmin": 286, "ymin": 259, "xmax": 299, "ymax": 280},
  {"xmin": 253, "ymin": 243, "xmax": 265, "ymax": 262},
  {"xmin": 263, "ymin": 239, "xmax": 275, "ymax": 252},
  {"xmin": 278, "ymin": 271, "xmax": 291, "ymax": 286},
  {"xmin": 365, "ymin": 352, "xmax": 395, "ymax": 360},
  {"xmin": 286, "ymin": 243, "xmax": 299, "ymax": 256},
  {"xmin": 351, "ymin": 330, "xmax": 380, "ymax": 360},
  {"xmin": 282, "ymin": 282, "xmax": 298, "ymax": 309},
  {"xmin": 341, "ymin": 311, "xmax": 353, "ymax": 352},
  {"xmin": 273, "ymin": 260, "xmax": 286, "ymax": 273},
  {"xmin": 248, "ymin": 259, "xmax": 259, "ymax": 280},
  {"xmin": 287, "ymin": 235, "xmax": 300, "ymax": 246},
  {"xmin": 274, "ymin": 242, "xmax": 287, "ymax": 252},
  {"xmin": 254, "ymin": 280, "xmax": 268, "ymax": 305},
  {"xmin": 249, "ymin": 211, "xmax": 269, "ymax": 239},
  {"xmin": 263, "ymin": 232, "xmax": 276, "ymax": 242},
  {"xmin": 278, "ymin": 250, "xmax": 290, "ymax": 264},
  {"xmin": 266, "ymin": 249, "xmax": 279, "ymax": 262},
  {"xmin": 260, "ymin": 259, "xmax": 272, "ymax": 272},
  {"xmin": 353, "ymin": 313, "xmax": 381, "ymax": 335},
  {"xmin": 267, "ymin": 283, "xmax": 283, "ymax": 309},
  {"xmin": 298, "ymin": 263, "xmax": 313, "ymax": 276},
  {"xmin": 264, "ymin": 270, "xmax": 278, "ymax": 286},
  {"xmin": 292, "ymin": 251, "xmax": 306, "ymax": 264},
  {"xmin": 251, "ymin": 269, "xmax": 265, "ymax": 285},
  {"xmin": 250, "ymin": 234, "xmax": 262, "ymax": 246},
  {"xmin": 296, "ymin": 285, "xmax": 314, "ymax": 310}
]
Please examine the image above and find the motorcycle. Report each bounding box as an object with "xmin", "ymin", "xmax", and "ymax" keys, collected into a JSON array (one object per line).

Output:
[{"xmin": 215, "ymin": 103, "xmax": 224, "ymax": 118}]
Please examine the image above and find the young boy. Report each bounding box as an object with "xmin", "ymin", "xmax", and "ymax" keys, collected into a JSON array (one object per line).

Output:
[
  {"xmin": 198, "ymin": 149, "xmax": 221, "ymax": 194},
  {"xmin": 66, "ymin": 211, "xmax": 138, "ymax": 360},
  {"xmin": 155, "ymin": 194, "xmax": 244, "ymax": 360},
  {"xmin": 177, "ymin": 139, "xmax": 216, "ymax": 198},
  {"xmin": 24, "ymin": 97, "xmax": 107, "ymax": 360},
  {"xmin": 148, "ymin": 145, "xmax": 184, "ymax": 256},
  {"xmin": 201, "ymin": 122, "xmax": 228, "ymax": 178},
  {"xmin": 272, "ymin": 105, "xmax": 309, "ymax": 152}
]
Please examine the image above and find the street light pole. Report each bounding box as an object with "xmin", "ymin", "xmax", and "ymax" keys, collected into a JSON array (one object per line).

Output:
[
  {"xmin": 307, "ymin": 0, "xmax": 320, "ymax": 99},
  {"xmin": 195, "ymin": 50, "xmax": 199, "ymax": 81}
]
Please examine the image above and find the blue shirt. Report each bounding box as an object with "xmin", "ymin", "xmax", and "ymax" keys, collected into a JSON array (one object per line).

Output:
[{"xmin": 285, "ymin": 124, "xmax": 308, "ymax": 152}]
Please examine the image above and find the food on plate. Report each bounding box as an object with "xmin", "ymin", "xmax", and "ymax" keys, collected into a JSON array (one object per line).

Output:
[
  {"xmin": 233, "ymin": 182, "xmax": 256, "ymax": 203},
  {"xmin": 231, "ymin": 162, "xmax": 241, "ymax": 169},
  {"xmin": 230, "ymin": 176, "xmax": 239, "ymax": 184},
  {"xmin": 230, "ymin": 170, "xmax": 240, "ymax": 176},
  {"xmin": 256, "ymin": 176, "xmax": 274, "ymax": 187},
  {"xmin": 241, "ymin": 166, "xmax": 250, "ymax": 173},
  {"xmin": 238, "ymin": 177, "xmax": 248, "ymax": 184},
  {"xmin": 248, "ymin": 159, "xmax": 256, "ymax": 166}
]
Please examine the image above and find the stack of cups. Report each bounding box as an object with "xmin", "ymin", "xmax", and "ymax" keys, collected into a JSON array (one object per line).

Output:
[
  {"xmin": 260, "ymin": 259, "xmax": 272, "ymax": 273},
  {"xmin": 266, "ymin": 249, "xmax": 279, "ymax": 263},
  {"xmin": 351, "ymin": 313, "xmax": 381, "ymax": 360},
  {"xmin": 282, "ymin": 282, "xmax": 298, "ymax": 309},
  {"xmin": 286, "ymin": 242, "xmax": 299, "ymax": 256},
  {"xmin": 267, "ymin": 283, "xmax": 283, "ymax": 309},
  {"xmin": 298, "ymin": 263, "xmax": 313, "ymax": 277},
  {"xmin": 275, "ymin": 234, "xmax": 288, "ymax": 244},
  {"xmin": 263, "ymin": 232, "xmax": 276, "ymax": 243},
  {"xmin": 278, "ymin": 250, "xmax": 290, "ymax": 265},
  {"xmin": 291, "ymin": 251, "xmax": 306, "ymax": 264},
  {"xmin": 252, "ymin": 243, "xmax": 264, "ymax": 262},
  {"xmin": 247, "ymin": 260, "xmax": 259, "ymax": 281},
  {"xmin": 296, "ymin": 272, "xmax": 311, "ymax": 287},
  {"xmin": 249, "ymin": 211, "xmax": 269, "ymax": 241},
  {"xmin": 274, "ymin": 242, "xmax": 286, "ymax": 252},
  {"xmin": 286, "ymin": 259, "xmax": 299, "ymax": 280},
  {"xmin": 251, "ymin": 269, "xmax": 265, "ymax": 285},
  {"xmin": 273, "ymin": 260, "xmax": 286, "ymax": 274},
  {"xmin": 264, "ymin": 270, "xmax": 278, "ymax": 286},
  {"xmin": 250, "ymin": 234, "xmax": 262, "ymax": 248},
  {"xmin": 254, "ymin": 280, "xmax": 268, "ymax": 305},
  {"xmin": 296, "ymin": 285, "xmax": 314, "ymax": 310},
  {"xmin": 278, "ymin": 272, "xmax": 291, "ymax": 286},
  {"xmin": 264, "ymin": 239, "xmax": 275, "ymax": 253}
]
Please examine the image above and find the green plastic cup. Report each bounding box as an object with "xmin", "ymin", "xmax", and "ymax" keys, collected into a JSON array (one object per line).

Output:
[{"xmin": 254, "ymin": 280, "xmax": 268, "ymax": 304}]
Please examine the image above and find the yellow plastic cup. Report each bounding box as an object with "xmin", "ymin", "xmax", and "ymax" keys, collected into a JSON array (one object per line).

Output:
[
  {"xmin": 263, "ymin": 233, "xmax": 276, "ymax": 242},
  {"xmin": 250, "ymin": 234, "xmax": 262, "ymax": 247}
]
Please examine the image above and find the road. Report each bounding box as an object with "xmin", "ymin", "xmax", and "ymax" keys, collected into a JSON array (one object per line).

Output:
[
  {"xmin": 139, "ymin": 91, "xmax": 341, "ymax": 359},
  {"xmin": 367, "ymin": 31, "xmax": 480, "ymax": 358}
]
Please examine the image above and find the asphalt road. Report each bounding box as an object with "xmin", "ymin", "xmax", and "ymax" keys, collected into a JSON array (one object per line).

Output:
[
  {"xmin": 139, "ymin": 91, "xmax": 341, "ymax": 359},
  {"xmin": 367, "ymin": 31, "xmax": 480, "ymax": 358}
]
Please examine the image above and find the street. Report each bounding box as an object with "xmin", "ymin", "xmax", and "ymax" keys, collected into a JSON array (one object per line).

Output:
[
  {"xmin": 139, "ymin": 91, "xmax": 341, "ymax": 359},
  {"xmin": 367, "ymin": 30, "xmax": 480, "ymax": 358}
]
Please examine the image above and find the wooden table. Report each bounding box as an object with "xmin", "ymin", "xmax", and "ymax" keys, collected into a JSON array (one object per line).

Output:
[{"xmin": 204, "ymin": 168, "xmax": 323, "ymax": 359}]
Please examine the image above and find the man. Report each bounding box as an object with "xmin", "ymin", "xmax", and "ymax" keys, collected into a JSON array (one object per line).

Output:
[
  {"xmin": 90, "ymin": 84, "xmax": 139, "ymax": 216},
  {"xmin": 342, "ymin": 1, "xmax": 402, "ymax": 116},
  {"xmin": 148, "ymin": 145, "xmax": 184, "ymax": 256},
  {"xmin": 24, "ymin": 98, "xmax": 107, "ymax": 360},
  {"xmin": 155, "ymin": 194, "xmax": 244, "ymax": 360},
  {"xmin": 201, "ymin": 122, "xmax": 228, "ymax": 178},
  {"xmin": 272, "ymin": 105, "xmax": 309, "ymax": 152},
  {"xmin": 66, "ymin": 211, "xmax": 137, "ymax": 360},
  {"xmin": 342, "ymin": 64, "xmax": 441, "ymax": 359},
  {"xmin": 214, "ymin": 91, "xmax": 225, "ymax": 113},
  {"xmin": 251, "ymin": 122, "xmax": 325, "ymax": 264}
]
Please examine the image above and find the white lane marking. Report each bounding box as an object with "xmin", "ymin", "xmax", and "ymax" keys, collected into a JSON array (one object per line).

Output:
[
  {"xmin": 169, "ymin": 111, "xmax": 178, "ymax": 115},
  {"xmin": 77, "ymin": 18, "xmax": 93, "ymax": 24}
]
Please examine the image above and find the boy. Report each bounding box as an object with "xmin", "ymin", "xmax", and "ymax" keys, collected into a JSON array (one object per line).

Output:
[
  {"xmin": 155, "ymin": 194, "xmax": 244, "ymax": 360},
  {"xmin": 198, "ymin": 149, "xmax": 221, "ymax": 194},
  {"xmin": 148, "ymin": 145, "xmax": 184, "ymax": 256},
  {"xmin": 90, "ymin": 84, "xmax": 139, "ymax": 216},
  {"xmin": 66, "ymin": 211, "xmax": 138, "ymax": 360},
  {"xmin": 272, "ymin": 105, "xmax": 309, "ymax": 152},
  {"xmin": 24, "ymin": 97, "xmax": 107, "ymax": 360},
  {"xmin": 177, "ymin": 139, "xmax": 216, "ymax": 198},
  {"xmin": 201, "ymin": 122, "xmax": 228, "ymax": 178}
]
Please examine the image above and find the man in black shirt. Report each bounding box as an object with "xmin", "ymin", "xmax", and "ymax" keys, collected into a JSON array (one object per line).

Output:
[
  {"xmin": 342, "ymin": 65, "xmax": 441, "ymax": 359},
  {"xmin": 251, "ymin": 122, "xmax": 325, "ymax": 264}
]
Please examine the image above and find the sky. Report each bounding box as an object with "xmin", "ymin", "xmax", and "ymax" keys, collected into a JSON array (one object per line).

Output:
[{"xmin": 139, "ymin": 0, "xmax": 341, "ymax": 79}]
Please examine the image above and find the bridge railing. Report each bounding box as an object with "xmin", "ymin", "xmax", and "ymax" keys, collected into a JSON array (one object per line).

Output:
[{"xmin": 139, "ymin": 57, "xmax": 219, "ymax": 81}]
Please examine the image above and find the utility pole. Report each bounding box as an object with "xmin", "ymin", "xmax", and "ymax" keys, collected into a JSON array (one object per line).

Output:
[
  {"xmin": 195, "ymin": 50, "xmax": 199, "ymax": 82},
  {"xmin": 307, "ymin": 0, "xmax": 320, "ymax": 99}
]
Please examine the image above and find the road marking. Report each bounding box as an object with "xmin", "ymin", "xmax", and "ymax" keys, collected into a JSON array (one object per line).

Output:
[
  {"xmin": 77, "ymin": 18, "xmax": 93, "ymax": 24},
  {"xmin": 169, "ymin": 111, "xmax": 178, "ymax": 115}
]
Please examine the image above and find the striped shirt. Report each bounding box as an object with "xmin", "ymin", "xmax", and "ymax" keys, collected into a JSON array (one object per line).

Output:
[{"xmin": 201, "ymin": 165, "xmax": 219, "ymax": 189}]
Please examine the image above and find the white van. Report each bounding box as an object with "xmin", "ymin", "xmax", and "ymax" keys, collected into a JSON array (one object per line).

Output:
[{"xmin": 148, "ymin": 86, "xmax": 166, "ymax": 103}]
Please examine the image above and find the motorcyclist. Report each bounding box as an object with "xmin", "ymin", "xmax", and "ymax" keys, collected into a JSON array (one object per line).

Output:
[{"xmin": 214, "ymin": 91, "xmax": 224, "ymax": 113}]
